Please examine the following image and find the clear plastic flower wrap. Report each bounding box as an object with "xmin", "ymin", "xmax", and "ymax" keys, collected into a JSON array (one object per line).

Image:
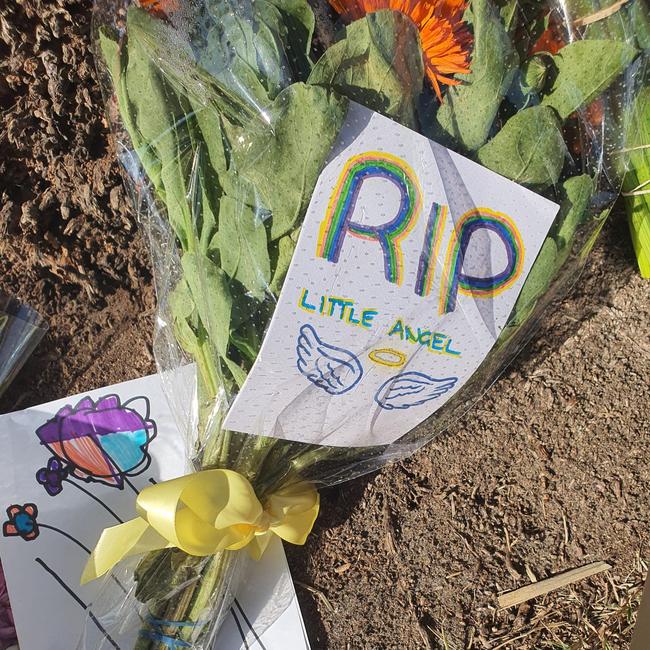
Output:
[
  {"xmin": 86, "ymin": 0, "xmax": 647, "ymax": 647},
  {"xmin": 0, "ymin": 291, "xmax": 47, "ymax": 399}
]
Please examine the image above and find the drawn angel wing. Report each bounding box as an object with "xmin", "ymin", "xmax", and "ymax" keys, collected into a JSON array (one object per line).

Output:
[
  {"xmin": 296, "ymin": 324, "xmax": 363, "ymax": 395},
  {"xmin": 375, "ymin": 372, "xmax": 458, "ymax": 410}
]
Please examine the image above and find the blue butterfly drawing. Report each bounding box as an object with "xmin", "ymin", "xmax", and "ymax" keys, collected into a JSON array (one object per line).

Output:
[
  {"xmin": 296, "ymin": 324, "xmax": 363, "ymax": 395},
  {"xmin": 375, "ymin": 372, "xmax": 458, "ymax": 410}
]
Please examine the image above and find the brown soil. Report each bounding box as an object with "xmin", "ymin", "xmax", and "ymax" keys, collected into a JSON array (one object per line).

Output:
[
  {"xmin": 287, "ymin": 219, "xmax": 649, "ymax": 649},
  {"xmin": 0, "ymin": 0, "xmax": 155, "ymax": 407},
  {"xmin": 0, "ymin": 2, "xmax": 648, "ymax": 649}
]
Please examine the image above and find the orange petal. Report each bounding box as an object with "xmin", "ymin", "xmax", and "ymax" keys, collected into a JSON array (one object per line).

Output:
[
  {"xmin": 330, "ymin": 0, "xmax": 473, "ymax": 101},
  {"xmin": 3, "ymin": 523, "xmax": 18, "ymax": 536}
]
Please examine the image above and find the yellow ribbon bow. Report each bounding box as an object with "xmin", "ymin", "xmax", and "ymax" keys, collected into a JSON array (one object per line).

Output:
[{"xmin": 81, "ymin": 469, "xmax": 319, "ymax": 584}]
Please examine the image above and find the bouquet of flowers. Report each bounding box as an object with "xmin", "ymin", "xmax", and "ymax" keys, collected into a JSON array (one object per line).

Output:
[{"xmin": 86, "ymin": 0, "xmax": 646, "ymax": 647}]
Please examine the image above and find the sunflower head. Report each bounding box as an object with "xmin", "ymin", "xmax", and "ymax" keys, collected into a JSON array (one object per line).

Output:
[{"xmin": 328, "ymin": 0, "xmax": 473, "ymax": 101}]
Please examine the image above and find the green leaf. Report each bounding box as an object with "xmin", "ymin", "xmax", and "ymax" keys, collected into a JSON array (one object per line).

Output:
[
  {"xmin": 101, "ymin": 22, "xmax": 164, "ymax": 198},
  {"xmin": 98, "ymin": 27, "xmax": 122, "ymax": 87},
  {"xmin": 510, "ymin": 237, "xmax": 558, "ymax": 326},
  {"xmin": 168, "ymin": 278, "xmax": 202, "ymax": 358},
  {"xmin": 554, "ymin": 174, "xmax": 594, "ymax": 258},
  {"xmin": 99, "ymin": 27, "xmax": 149, "ymax": 161},
  {"xmin": 269, "ymin": 230, "xmax": 298, "ymax": 296},
  {"xmin": 623, "ymin": 84, "xmax": 650, "ymax": 186},
  {"xmin": 125, "ymin": 7, "xmax": 199, "ymax": 249},
  {"xmin": 108, "ymin": 10, "xmax": 232, "ymax": 265},
  {"xmin": 435, "ymin": 0, "xmax": 518, "ymax": 151},
  {"xmin": 578, "ymin": 207, "xmax": 611, "ymax": 264},
  {"xmin": 231, "ymin": 319, "xmax": 262, "ymax": 365},
  {"xmin": 236, "ymin": 82, "xmax": 348, "ymax": 240},
  {"xmin": 499, "ymin": 0, "xmax": 519, "ymax": 32},
  {"xmin": 510, "ymin": 176, "xmax": 593, "ymax": 326},
  {"xmin": 126, "ymin": 6, "xmax": 262, "ymax": 129},
  {"xmin": 211, "ymin": 196, "xmax": 271, "ymax": 299},
  {"xmin": 622, "ymin": 82, "xmax": 650, "ymax": 276},
  {"xmin": 169, "ymin": 277, "xmax": 196, "ymax": 321},
  {"xmin": 221, "ymin": 355, "xmax": 248, "ymax": 388},
  {"xmin": 266, "ymin": 0, "xmax": 315, "ymax": 78},
  {"xmin": 584, "ymin": 9, "xmax": 632, "ymax": 43},
  {"xmin": 520, "ymin": 55, "xmax": 548, "ymax": 95},
  {"xmin": 202, "ymin": 0, "xmax": 297, "ymax": 102},
  {"xmin": 500, "ymin": 0, "xmax": 546, "ymax": 61},
  {"xmin": 476, "ymin": 106, "xmax": 566, "ymax": 188},
  {"xmin": 541, "ymin": 40, "xmax": 638, "ymax": 120},
  {"xmin": 630, "ymin": 0, "xmax": 650, "ymax": 50},
  {"xmin": 308, "ymin": 10, "xmax": 424, "ymax": 130},
  {"xmin": 190, "ymin": 101, "xmax": 229, "ymax": 182},
  {"xmin": 178, "ymin": 124, "xmax": 221, "ymax": 254},
  {"xmin": 181, "ymin": 253, "xmax": 232, "ymax": 357}
]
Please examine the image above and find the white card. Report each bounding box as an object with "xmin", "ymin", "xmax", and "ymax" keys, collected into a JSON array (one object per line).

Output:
[
  {"xmin": 224, "ymin": 102, "xmax": 560, "ymax": 446},
  {"xmin": 0, "ymin": 373, "xmax": 310, "ymax": 649}
]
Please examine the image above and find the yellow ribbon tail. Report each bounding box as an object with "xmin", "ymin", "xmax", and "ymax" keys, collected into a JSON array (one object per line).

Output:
[
  {"xmin": 80, "ymin": 470, "xmax": 320, "ymax": 585},
  {"xmin": 81, "ymin": 517, "xmax": 168, "ymax": 584}
]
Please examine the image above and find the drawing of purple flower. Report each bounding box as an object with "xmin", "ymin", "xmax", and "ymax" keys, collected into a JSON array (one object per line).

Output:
[
  {"xmin": 3, "ymin": 504, "xmax": 39, "ymax": 541},
  {"xmin": 36, "ymin": 457, "xmax": 69, "ymax": 496},
  {"xmin": 35, "ymin": 395, "xmax": 156, "ymax": 489}
]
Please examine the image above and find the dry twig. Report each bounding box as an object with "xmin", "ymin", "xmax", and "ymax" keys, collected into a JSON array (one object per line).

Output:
[{"xmin": 498, "ymin": 561, "xmax": 612, "ymax": 609}]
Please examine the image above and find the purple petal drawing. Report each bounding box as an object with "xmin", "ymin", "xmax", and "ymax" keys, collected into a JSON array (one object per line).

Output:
[
  {"xmin": 35, "ymin": 395, "xmax": 156, "ymax": 489},
  {"xmin": 36, "ymin": 457, "xmax": 69, "ymax": 496}
]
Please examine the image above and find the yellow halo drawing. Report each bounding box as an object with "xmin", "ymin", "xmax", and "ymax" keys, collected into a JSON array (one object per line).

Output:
[{"xmin": 368, "ymin": 348, "xmax": 407, "ymax": 368}]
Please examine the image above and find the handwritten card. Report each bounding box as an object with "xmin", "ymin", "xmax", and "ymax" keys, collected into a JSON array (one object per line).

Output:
[
  {"xmin": 224, "ymin": 102, "xmax": 560, "ymax": 447},
  {"xmin": 0, "ymin": 372, "xmax": 310, "ymax": 649}
]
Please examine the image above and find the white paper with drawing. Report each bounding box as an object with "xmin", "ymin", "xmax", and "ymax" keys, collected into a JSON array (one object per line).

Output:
[
  {"xmin": 224, "ymin": 102, "xmax": 560, "ymax": 447},
  {"xmin": 0, "ymin": 373, "xmax": 310, "ymax": 649}
]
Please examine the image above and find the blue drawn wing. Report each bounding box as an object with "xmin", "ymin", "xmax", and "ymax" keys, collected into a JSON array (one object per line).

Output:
[
  {"xmin": 375, "ymin": 372, "xmax": 458, "ymax": 410},
  {"xmin": 296, "ymin": 324, "xmax": 363, "ymax": 395}
]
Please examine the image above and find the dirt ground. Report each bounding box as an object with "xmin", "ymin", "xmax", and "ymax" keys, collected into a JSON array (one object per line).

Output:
[{"xmin": 0, "ymin": 1, "xmax": 648, "ymax": 649}]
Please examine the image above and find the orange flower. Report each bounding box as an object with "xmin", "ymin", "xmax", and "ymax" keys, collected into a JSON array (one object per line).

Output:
[
  {"xmin": 530, "ymin": 19, "xmax": 566, "ymax": 55},
  {"xmin": 140, "ymin": 0, "xmax": 179, "ymax": 18},
  {"xmin": 329, "ymin": 0, "xmax": 472, "ymax": 100}
]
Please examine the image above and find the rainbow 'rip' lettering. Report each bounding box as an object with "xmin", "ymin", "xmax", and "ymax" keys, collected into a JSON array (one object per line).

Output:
[
  {"xmin": 439, "ymin": 209, "xmax": 525, "ymax": 315},
  {"xmin": 414, "ymin": 203, "xmax": 448, "ymax": 297},
  {"xmin": 316, "ymin": 151, "xmax": 422, "ymax": 286}
]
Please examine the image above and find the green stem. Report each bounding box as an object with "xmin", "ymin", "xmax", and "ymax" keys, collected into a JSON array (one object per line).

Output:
[
  {"xmin": 179, "ymin": 552, "xmax": 238, "ymax": 644},
  {"xmin": 217, "ymin": 429, "xmax": 231, "ymax": 466},
  {"xmin": 195, "ymin": 340, "xmax": 220, "ymax": 411}
]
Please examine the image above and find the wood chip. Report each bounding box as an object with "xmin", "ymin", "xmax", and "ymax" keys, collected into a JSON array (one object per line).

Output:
[
  {"xmin": 525, "ymin": 564, "xmax": 538, "ymax": 583},
  {"xmin": 562, "ymin": 513, "xmax": 570, "ymax": 545},
  {"xmin": 497, "ymin": 561, "xmax": 612, "ymax": 609},
  {"xmin": 334, "ymin": 562, "xmax": 351, "ymax": 574}
]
